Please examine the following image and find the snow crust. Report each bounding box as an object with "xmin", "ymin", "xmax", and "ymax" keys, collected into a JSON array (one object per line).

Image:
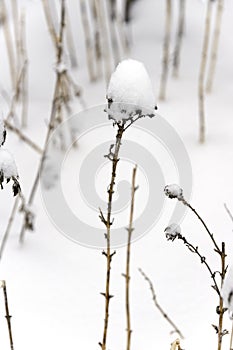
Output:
[
  {"xmin": 107, "ymin": 59, "xmax": 156, "ymax": 120},
  {"xmin": 0, "ymin": 148, "xmax": 18, "ymax": 179}
]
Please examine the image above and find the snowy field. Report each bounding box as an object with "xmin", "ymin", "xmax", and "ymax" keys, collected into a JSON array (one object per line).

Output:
[{"xmin": 1, "ymin": 0, "xmax": 233, "ymax": 349}]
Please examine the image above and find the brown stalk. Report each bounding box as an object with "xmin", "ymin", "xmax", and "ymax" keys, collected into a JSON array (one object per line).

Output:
[
  {"xmin": 124, "ymin": 165, "xmax": 137, "ymax": 350},
  {"xmin": 198, "ymin": 0, "xmax": 213, "ymax": 143},
  {"xmin": 206, "ymin": 0, "xmax": 224, "ymax": 93},
  {"xmin": 2, "ymin": 281, "xmax": 14, "ymax": 350}
]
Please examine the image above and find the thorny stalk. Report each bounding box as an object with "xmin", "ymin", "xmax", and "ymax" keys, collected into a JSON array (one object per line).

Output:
[
  {"xmin": 99, "ymin": 122, "xmax": 125, "ymax": 350},
  {"xmin": 1, "ymin": 281, "xmax": 14, "ymax": 350},
  {"xmin": 124, "ymin": 165, "xmax": 137, "ymax": 350},
  {"xmin": 198, "ymin": 0, "xmax": 213, "ymax": 143},
  {"xmin": 177, "ymin": 195, "xmax": 227, "ymax": 349},
  {"xmin": 159, "ymin": 0, "xmax": 172, "ymax": 100},
  {"xmin": 138, "ymin": 268, "xmax": 184, "ymax": 339}
]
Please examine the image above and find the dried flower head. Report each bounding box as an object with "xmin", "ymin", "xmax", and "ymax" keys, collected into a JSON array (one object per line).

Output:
[
  {"xmin": 164, "ymin": 184, "xmax": 183, "ymax": 200},
  {"xmin": 164, "ymin": 223, "xmax": 181, "ymax": 241}
]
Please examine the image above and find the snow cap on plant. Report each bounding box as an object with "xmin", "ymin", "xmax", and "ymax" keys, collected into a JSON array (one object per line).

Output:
[
  {"xmin": 164, "ymin": 223, "xmax": 181, "ymax": 241},
  {"xmin": 164, "ymin": 184, "xmax": 183, "ymax": 200},
  {"xmin": 0, "ymin": 113, "xmax": 6, "ymax": 146},
  {"xmin": 0, "ymin": 148, "xmax": 20, "ymax": 196},
  {"xmin": 106, "ymin": 59, "xmax": 157, "ymax": 122},
  {"xmin": 222, "ymin": 264, "xmax": 233, "ymax": 319}
]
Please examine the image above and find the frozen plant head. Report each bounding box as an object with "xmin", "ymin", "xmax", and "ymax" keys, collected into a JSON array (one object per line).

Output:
[
  {"xmin": 106, "ymin": 59, "xmax": 157, "ymax": 123},
  {"xmin": 164, "ymin": 223, "xmax": 181, "ymax": 241},
  {"xmin": 164, "ymin": 184, "xmax": 183, "ymax": 200},
  {"xmin": 0, "ymin": 148, "xmax": 20, "ymax": 196},
  {"xmin": 0, "ymin": 113, "xmax": 6, "ymax": 146}
]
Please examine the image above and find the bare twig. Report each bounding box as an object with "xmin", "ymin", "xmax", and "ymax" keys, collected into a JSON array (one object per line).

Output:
[
  {"xmin": 5, "ymin": 120, "xmax": 43, "ymax": 154},
  {"xmin": 224, "ymin": 203, "xmax": 233, "ymax": 224},
  {"xmin": 198, "ymin": 0, "xmax": 213, "ymax": 143},
  {"xmin": 1, "ymin": 281, "xmax": 14, "ymax": 350},
  {"xmin": 124, "ymin": 165, "xmax": 137, "ymax": 350},
  {"xmin": 229, "ymin": 321, "xmax": 233, "ymax": 350},
  {"xmin": 0, "ymin": 197, "xmax": 19, "ymax": 261},
  {"xmin": 159, "ymin": 0, "xmax": 172, "ymax": 100},
  {"xmin": 206, "ymin": 0, "xmax": 224, "ymax": 93},
  {"xmin": 139, "ymin": 268, "xmax": 184, "ymax": 339}
]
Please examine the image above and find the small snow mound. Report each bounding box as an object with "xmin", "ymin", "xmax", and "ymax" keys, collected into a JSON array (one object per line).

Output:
[
  {"xmin": 0, "ymin": 148, "xmax": 18, "ymax": 178},
  {"xmin": 0, "ymin": 114, "xmax": 6, "ymax": 146},
  {"xmin": 107, "ymin": 59, "xmax": 156, "ymax": 121},
  {"xmin": 164, "ymin": 223, "xmax": 181, "ymax": 241},
  {"xmin": 164, "ymin": 184, "xmax": 183, "ymax": 200}
]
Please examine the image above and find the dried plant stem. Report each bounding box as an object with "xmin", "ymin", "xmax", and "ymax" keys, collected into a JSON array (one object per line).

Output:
[
  {"xmin": 41, "ymin": 0, "xmax": 57, "ymax": 47},
  {"xmin": 19, "ymin": 0, "xmax": 66, "ymax": 243},
  {"xmin": 206, "ymin": 0, "xmax": 224, "ymax": 93},
  {"xmin": 217, "ymin": 242, "xmax": 226, "ymax": 350},
  {"xmin": 224, "ymin": 203, "xmax": 233, "ymax": 223},
  {"xmin": 99, "ymin": 124, "xmax": 125, "ymax": 350},
  {"xmin": 172, "ymin": 0, "xmax": 185, "ymax": 78},
  {"xmin": 95, "ymin": 0, "xmax": 112, "ymax": 84},
  {"xmin": 80, "ymin": 0, "xmax": 96, "ymax": 81},
  {"xmin": 65, "ymin": 4, "xmax": 78, "ymax": 68},
  {"xmin": 2, "ymin": 281, "xmax": 14, "ymax": 350},
  {"xmin": 4, "ymin": 120, "xmax": 43, "ymax": 154},
  {"xmin": 0, "ymin": 197, "xmax": 19, "ymax": 260},
  {"xmin": 159, "ymin": 0, "xmax": 172, "ymax": 100},
  {"xmin": 1, "ymin": 0, "xmax": 16, "ymax": 88},
  {"xmin": 19, "ymin": 9, "xmax": 28, "ymax": 128},
  {"xmin": 124, "ymin": 165, "xmax": 137, "ymax": 350},
  {"xmin": 198, "ymin": 0, "xmax": 213, "ymax": 143},
  {"xmin": 229, "ymin": 321, "xmax": 233, "ymax": 350},
  {"xmin": 91, "ymin": 0, "xmax": 102, "ymax": 77},
  {"xmin": 139, "ymin": 268, "xmax": 184, "ymax": 339}
]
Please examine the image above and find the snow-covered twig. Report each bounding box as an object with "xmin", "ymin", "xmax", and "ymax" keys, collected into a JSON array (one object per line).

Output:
[{"xmin": 138, "ymin": 268, "xmax": 184, "ymax": 340}]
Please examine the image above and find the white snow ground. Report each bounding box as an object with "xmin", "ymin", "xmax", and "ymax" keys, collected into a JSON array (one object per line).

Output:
[{"xmin": 1, "ymin": 0, "xmax": 233, "ymax": 349}]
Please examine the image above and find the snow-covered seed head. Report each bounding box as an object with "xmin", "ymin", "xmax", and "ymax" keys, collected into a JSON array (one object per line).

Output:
[
  {"xmin": 106, "ymin": 59, "xmax": 156, "ymax": 122},
  {"xmin": 0, "ymin": 148, "xmax": 20, "ymax": 196},
  {"xmin": 222, "ymin": 265, "xmax": 233, "ymax": 319},
  {"xmin": 164, "ymin": 223, "xmax": 181, "ymax": 241},
  {"xmin": 164, "ymin": 184, "xmax": 183, "ymax": 200},
  {"xmin": 0, "ymin": 114, "xmax": 6, "ymax": 146}
]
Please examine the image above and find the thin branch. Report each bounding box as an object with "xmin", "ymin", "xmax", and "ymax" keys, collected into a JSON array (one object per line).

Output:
[
  {"xmin": 124, "ymin": 165, "xmax": 137, "ymax": 350},
  {"xmin": 138, "ymin": 268, "xmax": 184, "ymax": 339},
  {"xmin": 172, "ymin": 0, "xmax": 185, "ymax": 78},
  {"xmin": 5, "ymin": 120, "xmax": 43, "ymax": 154},
  {"xmin": 229, "ymin": 321, "xmax": 233, "ymax": 350},
  {"xmin": 1, "ymin": 281, "xmax": 14, "ymax": 350},
  {"xmin": 224, "ymin": 203, "xmax": 233, "ymax": 224}
]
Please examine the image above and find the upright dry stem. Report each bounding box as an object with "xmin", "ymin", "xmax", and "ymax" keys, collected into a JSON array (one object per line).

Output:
[
  {"xmin": 159, "ymin": 0, "xmax": 172, "ymax": 100},
  {"xmin": 2, "ymin": 281, "xmax": 14, "ymax": 350},
  {"xmin": 139, "ymin": 268, "xmax": 184, "ymax": 339},
  {"xmin": 124, "ymin": 165, "xmax": 137, "ymax": 350},
  {"xmin": 172, "ymin": 0, "xmax": 185, "ymax": 78},
  {"xmin": 99, "ymin": 124, "xmax": 125, "ymax": 350},
  {"xmin": 229, "ymin": 321, "xmax": 233, "ymax": 350},
  {"xmin": 206, "ymin": 0, "xmax": 224, "ymax": 93},
  {"xmin": 198, "ymin": 0, "xmax": 213, "ymax": 143},
  {"xmin": 218, "ymin": 242, "xmax": 227, "ymax": 350}
]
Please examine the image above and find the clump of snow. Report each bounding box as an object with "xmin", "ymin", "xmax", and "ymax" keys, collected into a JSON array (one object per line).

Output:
[
  {"xmin": 222, "ymin": 265, "xmax": 233, "ymax": 319},
  {"xmin": 106, "ymin": 59, "xmax": 156, "ymax": 121},
  {"xmin": 164, "ymin": 184, "xmax": 183, "ymax": 200},
  {"xmin": 164, "ymin": 223, "xmax": 181, "ymax": 241},
  {"xmin": 0, "ymin": 148, "xmax": 18, "ymax": 179},
  {"xmin": 0, "ymin": 114, "xmax": 6, "ymax": 146}
]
